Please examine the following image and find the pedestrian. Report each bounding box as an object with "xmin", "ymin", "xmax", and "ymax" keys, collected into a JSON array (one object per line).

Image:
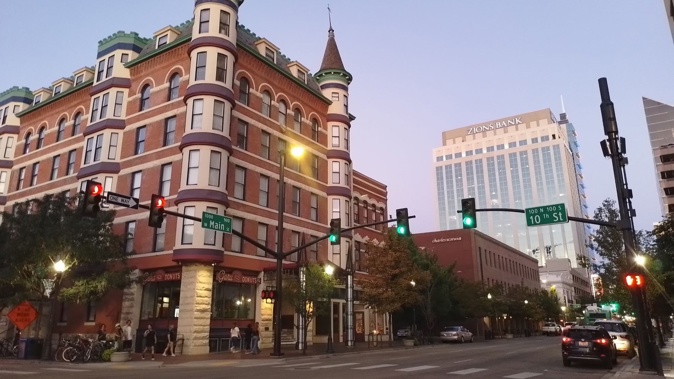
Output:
[
  {"xmin": 114, "ymin": 323, "xmax": 123, "ymax": 350},
  {"xmin": 245, "ymin": 323, "xmax": 253, "ymax": 353},
  {"xmin": 230, "ymin": 322, "xmax": 240, "ymax": 353},
  {"xmin": 163, "ymin": 325, "xmax": 177, "ymax": 357},
  {"xmin": 122, "ymin": 320, "xmax": 134, "ymax": 352},
  {"xmin": 251, "ymin": 322, "xmax": 260, "ymax": 355},
  {"xmin": 141, "ymin": 324, "xmax": 157, "ymax": 360},
  {"xmin": 97, "ymin": 324, "xmax": 107, "ymax": 342}
]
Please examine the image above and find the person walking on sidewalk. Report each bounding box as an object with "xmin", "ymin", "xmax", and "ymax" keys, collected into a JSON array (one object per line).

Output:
[
  {"xmin": 230, "ymin": 322, "xmax": 241, "ymax": 353},
  {"xmin": 251, "ymin": 322, "xmax": 260, "ymax": 355},
  {"xmin": 245, "ymin": 323, "xmax": 253, "ymax": 353},
  {"xmin": 122, "ymin": 320, "xmax": 134, "ymax": 352},
  {"xmin": 142, "ymin": 324, "xmax": 157, "ymax": 360},
  {"xmin": 163, "ymin": 325, "xmax": 177, "ymax": 357}
]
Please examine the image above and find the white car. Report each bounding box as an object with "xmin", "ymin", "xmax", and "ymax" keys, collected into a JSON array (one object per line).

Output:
[
  {"xmin": 594, "ymin": 320, "xmax": 636, "ymax": 357},
  {"xmin": 440, "ymin": 326, "xmax": 474, "ymax": 343},
  {"xmin": 542, "ymin": 322, "xmax": 562, "ymax": 336}
]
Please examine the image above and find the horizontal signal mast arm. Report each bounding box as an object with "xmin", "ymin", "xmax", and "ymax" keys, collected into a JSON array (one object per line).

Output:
[{"xmin": 457, "ymin": 208, "xmax": 616, "ymax": 228}]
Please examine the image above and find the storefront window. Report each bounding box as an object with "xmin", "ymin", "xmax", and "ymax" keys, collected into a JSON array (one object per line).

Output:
[
  {"xmin": 211, "ymin": 282, "xmax": 256, "ymax": 319},
  {"xmin": 141, "ymin": 282, "xmax": 181, "ymax": 320}
]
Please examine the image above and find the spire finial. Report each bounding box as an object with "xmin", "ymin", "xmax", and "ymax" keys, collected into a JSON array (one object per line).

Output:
[
  {"xmin": 561, "ymin": 95, "xmax": 566, "ymax": 113},
  {"xmin": 327, "ymin": 4, "xmax": 333, "ymax": 32}
]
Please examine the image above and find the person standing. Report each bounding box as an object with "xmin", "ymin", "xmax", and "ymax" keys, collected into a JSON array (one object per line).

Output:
[
  {"xmin": 122, "ymin": 320, "xmax": 134, "ymax": 352},
  {"xmin": 141, "ymin": 324, "xmax": 157, "ymax": 360},
  {"xmin": 251, "ymin": 322, "xmax": 260, "ymax": 355},
  {"xmin": 163, "ymin": 325, "xmax": 177, "ymax": 357},
  {"xmin": 245, "ymin": 323, "xmax": 253, "ymax": 353},
  {"xmin": 230, "ymin": 322, "xmax": 240, "ymax": 353}
]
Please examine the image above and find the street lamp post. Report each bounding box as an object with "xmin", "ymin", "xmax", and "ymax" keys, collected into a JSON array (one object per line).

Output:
[
  {"xmin": 410, "ymin": 280, "xmax": 416, "ymax": 334},
  {"xmin": 42, "ymin": 259, "xmax": 66, "ymax": 360},
  {"xmin": 561, "ymin": 306, "xmax": 567, "ymax": 324},
  {"xmin": 325, "ymin": 264, "xmax": 335, "ymax": 353},
  {"xmin": 272, "ymin": 147, "xmax": 304, "ymax": 357},
  {"xmin": 345, "ymin": 248, "xmax": 355, "ymax": 348},
  {"xmin": 488, "ymin": 293, "xmax": 497, "ymax": 338}
]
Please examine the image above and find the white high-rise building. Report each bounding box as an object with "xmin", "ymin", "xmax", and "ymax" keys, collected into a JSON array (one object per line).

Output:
[{"xmin": 432, "ymin": 109, "xmax": 592, "ymax": 273}]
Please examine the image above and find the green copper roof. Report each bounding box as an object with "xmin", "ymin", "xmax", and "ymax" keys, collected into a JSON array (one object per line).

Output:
[
  {"xmin": 0, "ymin": 86, "xmax": 33, "ymax": 104},
  {"xmin": 98, "ymin": 31, "xmax": 151, "ymax": 55}
]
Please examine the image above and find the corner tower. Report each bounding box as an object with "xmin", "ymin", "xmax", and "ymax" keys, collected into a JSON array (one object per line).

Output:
[
  {"xmin": 315, "ymin": 26, "xmax": 354, "ymax": 269},
  {"xmin": 174, "ymin": 0, "xmax": 242, "ymax": 355}
]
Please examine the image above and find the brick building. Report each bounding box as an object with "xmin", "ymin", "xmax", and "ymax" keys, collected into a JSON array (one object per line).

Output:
[{"xmin": 0, "ymin": 0, "xmax": 388, "ymax": 354}]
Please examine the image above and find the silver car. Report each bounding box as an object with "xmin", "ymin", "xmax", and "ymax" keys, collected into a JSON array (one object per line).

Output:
[{"xmin": 440, "ymin": 326, "xmax": 474, "ymax": 343}]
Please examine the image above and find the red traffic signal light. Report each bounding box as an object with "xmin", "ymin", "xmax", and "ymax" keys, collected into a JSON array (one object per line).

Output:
[
  {"xmin": 625, "ymin": 274, "xmax": 644, "ymax": 289},
  {"xmin": 149, "ymin": 194, "xmax": 166, "ymax": 228},
  {"xmin": 269, "ymin": 290, "xmax": 276, "ymax": 300},
  {"xmin": 81, "ymin": 180, "xmax": 103, "ymax": 218}
]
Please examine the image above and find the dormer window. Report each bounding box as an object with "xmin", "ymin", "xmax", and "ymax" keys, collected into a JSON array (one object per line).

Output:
[
  {"xmin": 75, "ymin": 75, "xmax": 84, "ymax": 85},
  {"xmin": 297, "ymin": 70, "xmax": 306, "ymax": 83},
  {"xmin": 54, "ymin": 85, "xmax": 62, "ymax": 95},
  {"xmin": 265, "ymin": 47, "xmax": 275, "ymax": 62},
  {"xmin": 34, "ymin": 95, "xmax": 42, "ymax": 105},
  {"xmin": 157, "ymin": 34, "xmax": 168, "ymax": 48}
]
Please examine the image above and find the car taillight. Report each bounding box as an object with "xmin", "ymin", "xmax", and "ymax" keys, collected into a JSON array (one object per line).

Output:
[
  {"xmin": 562, "ymin": 337, "xmax": 574, "ymax": 344},
  {"xmin": 593, "ymin": 338, "xmax": 609, "ymax": 345}
]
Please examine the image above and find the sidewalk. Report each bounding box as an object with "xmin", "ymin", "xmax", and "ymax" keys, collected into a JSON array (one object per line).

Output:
[{"xmin": 605, "ymin": 339, "xmax": 674, "ymax": 379}]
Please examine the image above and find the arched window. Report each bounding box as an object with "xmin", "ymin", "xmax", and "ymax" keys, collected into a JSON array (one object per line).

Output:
[
  {"xmin": 168, "ymin": 74, "xmax": 180, "ymax": 101},
  {"xmin": 238, "ymin": 78, "xmax": 249, "ymax": 105},
  {"xmin": 56, "ymin": 119, "xmax": 66, "ymax": 142},
  {"xmin": 278, "ymin": 101, "xmax": 287, "ymax": 126},
  {"xmin": 293, "ymin": 108, "xmax": 302, "ymax": 133},
  {"xmin": 37, "ymin": 127, "xmax": 46, "ymax": 149},
  {"xmin": 140, "ymin": 85, "xmax": 151, "ymax": 111},
  {"xmin": 311, "ymin": 118, "xmax": 319, "ymax": 142},
  {"xmin": 23, "ymin": 132, "xmax": 31, "ymax": 154},
  {"xmin": 72, "ymin": 113, "xmax": 82, "ymax": 136},
  {"xmin": 353, "ymin": 198, "xmax": 360, "ymax": 224},
  {"xmin": 261, "ymin": 91, "xmax": 271, "ymax": 117}
]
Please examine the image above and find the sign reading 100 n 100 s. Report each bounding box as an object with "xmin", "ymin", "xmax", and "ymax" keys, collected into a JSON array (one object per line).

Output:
[{"xmin": 525, "ymin": 203, "xmax": 568, "ymax": 227}]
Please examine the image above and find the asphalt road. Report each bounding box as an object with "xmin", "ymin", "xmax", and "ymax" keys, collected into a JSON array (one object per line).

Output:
[{"xmin": 0, "ymin": 336, "xmax": 631, "ymax": 379}]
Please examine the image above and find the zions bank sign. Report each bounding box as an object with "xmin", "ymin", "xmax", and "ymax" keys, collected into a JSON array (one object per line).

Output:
[{"xmin": 467, "ymin": 117, "xmax": 522, "ymax": 135}]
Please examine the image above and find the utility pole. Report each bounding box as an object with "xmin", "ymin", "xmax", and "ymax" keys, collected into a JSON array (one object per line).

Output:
[{"xmin": 598, "ymin": 77, "xmax": 662, "ymax": 375}]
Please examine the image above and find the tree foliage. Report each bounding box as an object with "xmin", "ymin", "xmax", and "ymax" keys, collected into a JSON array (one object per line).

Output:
[
  {"xmin": 412, "ymin": 250, "xmax": 455, "ymax": 333},
  {"xmin": 648, "ymin": 214, "xmax": 674, "ymax": 318},
  {"xmin": 360, "ymin": 230, "xmax": 429, "ymax": 315},
  {"xmin": 0, "ymin": 193, "xmax": 135, "ymax": 306},
  {"xmin": 283, "ymin": 262, "xmax": 337, "ymax": 354}
]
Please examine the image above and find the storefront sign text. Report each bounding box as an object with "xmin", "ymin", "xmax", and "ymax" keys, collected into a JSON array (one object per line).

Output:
[
  {"xmin": 142, "ymin": 271, "xmax": 181, "ymax": 284},
  {"xmin": 215, "ymin": 270, "xmax": 261, "ymax": 284},
  {"xmin": 431, "ymin": 237, "xmax": 462, "ymax": 243},
  {"xmin": 467, "ymin": 117, "xmax": 522, "ymax": 135}
]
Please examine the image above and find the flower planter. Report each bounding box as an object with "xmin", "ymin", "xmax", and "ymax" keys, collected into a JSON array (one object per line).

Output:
[
  {"xmin": 403, "ymin": 339, "xmax": 415, "ymax": 347},
  {"xmin": 110, "ymin": 351, "xmax": 130, "ymax": 362},
  {"xmin": 505, "ymin": 334, "xmax": 514, "ymax": 339}
]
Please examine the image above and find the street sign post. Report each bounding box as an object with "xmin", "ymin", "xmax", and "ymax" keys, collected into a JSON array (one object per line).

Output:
[
  {"xmin": 106, "ymin": 191, "xmax": 139, "ymax": 209},
  {"xmin": 525, "ymin": 203, "xmax": 568, "ymax": 227},
  {"xmin": 202, "ymin": 212, "xmax": 232, "ymax": 233}
]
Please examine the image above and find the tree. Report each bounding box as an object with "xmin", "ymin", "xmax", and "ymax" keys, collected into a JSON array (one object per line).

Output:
[
  {"xmin": 0, "ymin": 194, "xmax": 135, "ymax": 358},
  {"xmin": 361, "ymin": 230, "xmax": 430, "ymax": 340},
  {"xmin": 283, "ymin": 262, "xmax": 337, "ymax": 354},
  {"xmin": 535, "ymin": 288, "xmax": 562, "ymax": 321},
  {"xmin": 412, "ymin": 250, "xmax": 455, "ymax": 334}
]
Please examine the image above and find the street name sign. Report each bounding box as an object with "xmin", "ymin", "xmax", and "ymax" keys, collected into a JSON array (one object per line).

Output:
[
  {"xmin": 202, "ymin": 212, "xmax": 232, "ymax": 233},
  {"xmin": 525, "ymin": 203, "xmax": 568, "ymax": 227},
  {"xmin": 106, "ymin": 192, "xmax": 139, "ymax": 209}
]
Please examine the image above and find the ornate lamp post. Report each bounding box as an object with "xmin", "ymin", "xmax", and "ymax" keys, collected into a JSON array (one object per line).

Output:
[
  {"xmin": 410, "ymin": 280, "xmax": 417, "ymax": 334},
  {"xmin": 345, "ymin": 247, "xmax": 355, "ymax": 348},
  {"xmin": 42, "ymin": 258, "xmax": 67, "ymax": 360},
  {"xmin": 324, "ymin": 264, "xmax": 335, "ymax": 353}
]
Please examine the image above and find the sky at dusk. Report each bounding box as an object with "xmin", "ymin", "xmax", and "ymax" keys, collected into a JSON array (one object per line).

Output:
[{"xmin": 1, "ymin": 1, "xmax": 672, "ymax": 234}]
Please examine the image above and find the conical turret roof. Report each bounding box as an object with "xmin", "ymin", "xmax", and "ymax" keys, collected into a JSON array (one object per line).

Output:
[{"xmin": 319, "ymin": 28, "xmax": 345, "ymax": 71}]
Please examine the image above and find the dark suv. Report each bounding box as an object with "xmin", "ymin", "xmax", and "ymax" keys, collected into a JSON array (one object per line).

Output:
[{"xmin": 562, "ymin": 326, "xmax": 617, "ymax": 369}]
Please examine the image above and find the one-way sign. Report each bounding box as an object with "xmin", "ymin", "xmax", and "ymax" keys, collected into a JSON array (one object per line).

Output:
[{"xmin": 106, "ymin": 191, "xmax": 139, "ymax": 209}]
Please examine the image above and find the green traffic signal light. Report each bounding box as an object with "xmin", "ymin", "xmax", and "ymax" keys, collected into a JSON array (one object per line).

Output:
[
  {"xmin": 329, "ymin": 218, "xmax": 341, "ymax": 245},
  {"xmin": 396, "ymin": 225, "xmax": 407, "ymax": 235},
  {"xmin": 463, "ymin": 216, "xmax": 474, "ymax": 227},
  {"xmin": 329, "ymin": 234, "xmax": 337, "ymax": 243},
  {"xmin": 461, "ymin": 198, "xmax": 477, "ymax": 229},
  {"xmin": 395, "ymin": 208, "xmax": 410, "ymax": 236}
]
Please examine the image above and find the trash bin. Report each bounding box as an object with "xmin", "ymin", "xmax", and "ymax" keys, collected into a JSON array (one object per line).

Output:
[{"xmin": 17, "ymin": 338, "xmax": 43, "ymax": 359}]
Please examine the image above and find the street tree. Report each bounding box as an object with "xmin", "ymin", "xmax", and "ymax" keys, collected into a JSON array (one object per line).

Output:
[
  {"xmin": 361, "ymin": 230, "xmax": 430, "ymax": 340},
  {"xmin": 283, "ymin": 262, "xmax": 337, "ymax": 354},
  {"xmin": 536, "ymin": 288, "xmax": 562, "ymax": 321},
  {"xmin": 412, "ymin": 250, "xmax": 455, "ymax": 334}
]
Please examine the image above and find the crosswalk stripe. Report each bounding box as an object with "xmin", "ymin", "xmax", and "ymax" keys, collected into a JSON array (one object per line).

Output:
[
  {"xmin": 504, "ymin": 373, "xmax": 542, "ymax": 379},
  {"xmin": 448, "ymin": 368, "xmax": 489, "ymax": 375},
  {"xmin": 396, "ymin": 365, "xmax": 439, "ymax": 372},
  {"xmin": 0, "ymin": 370, "xmax": 38, "ymax": 375},
  {"xmin": 44, "ymin": 368, "xmax": 90, "ymax": 372},
  {"xmin": 312, "ymin": 363, "xmax": 360, "ymax": 369},
  {"xmin": 353, "ymin": 364, "xmax": 398, "ymax": 370},
  {"xmin": 273, "ymin": 362, "xmax": 319, "ymax": 368}
]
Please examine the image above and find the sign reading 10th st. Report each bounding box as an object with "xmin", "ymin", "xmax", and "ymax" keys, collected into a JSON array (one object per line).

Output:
[{"xmin": 525, "ymin": 203, "xmax": 568, "ymax": 227}]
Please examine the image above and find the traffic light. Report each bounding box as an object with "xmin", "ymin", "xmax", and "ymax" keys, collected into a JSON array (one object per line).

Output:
[
  {"xmin": 329, "ymin": 218, "xmax": 341, "ymax": 245},
  {"xmin": 461, "ymin": 198, "xmax": 477, "ymax": 229},
  {"xmin": 625, "ymin": 273, "xmax": 644, "ymax": 289},
  {"xmin": 81, "ymin": 180, "xmax": 103, "ymax": 218},
  {"xmin": 396, "ymin": 208, "xmax": 410, "ymax": 236},
  {"xmin": 149, "ymin": 194, "xmax": 166, "ymax": 228},
  {"xmin": 261, "ymin": 289, "xmax": 276, "ymax": 304}
]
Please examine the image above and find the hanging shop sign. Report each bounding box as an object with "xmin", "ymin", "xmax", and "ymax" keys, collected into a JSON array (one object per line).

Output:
[{"xmin": 215, "ymin": 270, "xmax": 261, "ymax": 284}]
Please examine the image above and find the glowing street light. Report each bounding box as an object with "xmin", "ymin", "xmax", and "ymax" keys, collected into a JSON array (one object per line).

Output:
[
  {"xmin": 635, "ymin": 255, "xmax": 646, "ymax": 267},
  {"xmin": 54, "ymin": 259, "xmax": 66, "ymax": 273},
  {"xmin": 290, "ymin": 146, "xmax": 305, "ymax": 158},
  {"xmin": 324, "ymin": 264, "xmax": 335, "ymax": 276}
]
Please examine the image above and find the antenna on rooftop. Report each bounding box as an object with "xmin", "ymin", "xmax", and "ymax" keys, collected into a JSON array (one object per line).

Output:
[{"xmin": 328, "ymin": 4, "xmax": 333, "ymax": 32}]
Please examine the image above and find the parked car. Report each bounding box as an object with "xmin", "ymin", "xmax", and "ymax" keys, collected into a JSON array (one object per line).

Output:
[
  {"xmin": 562, "ymin": 325, "xmax": 617, "ymax": 369},
  {"xmin": 593, "ymin": 320, "xmax": 636, "ymax": 358},
  {"xmin": 542, "ymin": 322, "xmax": 562, "ymax": 336},
  {"xmin": 439, "ymin": 326, "xmax": 474, "ymax": 343},
  {"xmin": 564, "ymin": 322, "xmax": 577, "ymax": 329},
  {"xmin": 396, "ymin": 328, "xmax": 411, "ymax": 339}
]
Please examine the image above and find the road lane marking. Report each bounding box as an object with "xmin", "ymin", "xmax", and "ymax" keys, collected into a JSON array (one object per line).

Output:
[
  {"xmin": 396, "ymin": 365, "xmax": 439, "ymax": 372},
  {"xmin": 503, "ymin": 373, "xmax": 542, "ymax": 379},
  {"xmin": 453, "ymin": 359, "xmax": 473, "ymax": 363},
  {"xmin": 0, "ymin": 370, "xmax": 38, "ymax": 375},
  {"xmin": 273, "ymin": 362, "xmax": 320, "ymax": 368},
  {"xmin": 448, "ymin": 368, "xmax": 489, "ymax": 375},
  {"xmin": 44, "ymin": 368, "xmax": 91, "ymax": 372},
  {"xmin": 353, "ymin": 364, "xmax": 398, "ymax": 370},
  {"xmin": 312, "ymin": 363, "xmax": 360, "ymax": 369}
]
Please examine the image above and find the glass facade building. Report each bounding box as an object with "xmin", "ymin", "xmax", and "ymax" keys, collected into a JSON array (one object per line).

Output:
[{"xmin": 433, "ymin": 109, "xmax": 590, "ymax": 269}]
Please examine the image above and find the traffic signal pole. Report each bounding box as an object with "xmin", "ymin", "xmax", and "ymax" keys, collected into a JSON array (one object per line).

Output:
[{"xmin": 598, "ymin": 77, "xmax": 662, "ymax": 375}]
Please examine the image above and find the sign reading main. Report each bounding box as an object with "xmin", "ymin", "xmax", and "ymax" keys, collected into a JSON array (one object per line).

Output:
[
  {"xmin": 467, "ymin": 117, "xmax": 523, "ymax": 135},
  {"xmin": 202, "ymin": 211, "xmax": 232, "ymax": 233},
  {"xmin": 525, "ymin": 203, "xmax": 568, "ymax": 227}
]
